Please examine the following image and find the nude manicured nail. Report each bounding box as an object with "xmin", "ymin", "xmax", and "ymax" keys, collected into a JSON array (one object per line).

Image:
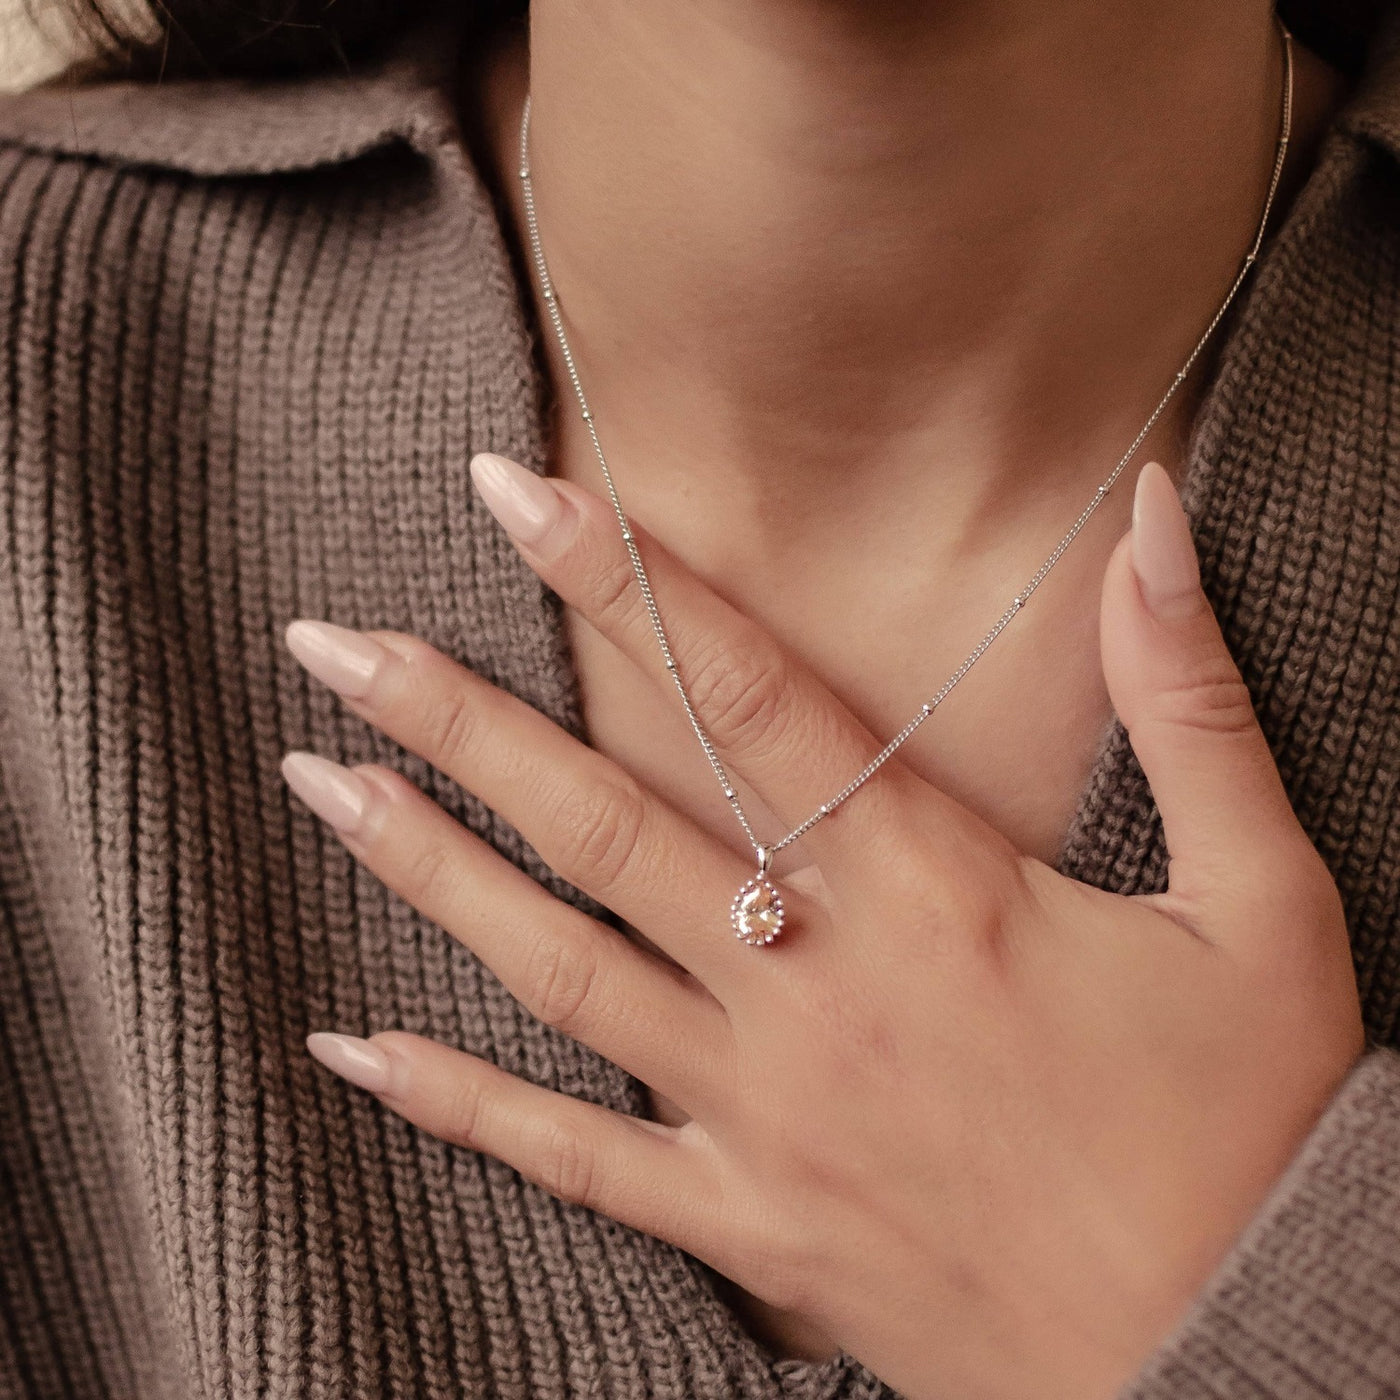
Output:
[
  {"xmin": 306, "ymin": 1032, "xmax": 393, "ymax": 1093},
  {"xmin": 285, "ymin": 619, "xmax": 385, "ymax": 699},
  {"xmin": 281, "ymin": 750, "xmax": 372, "ymax": 834},
  {"xmin": 470, "ymin": 451, "xmax": 564, "ymax": 546},
  {"xmin": 1131, "ymin": 460, "xmax": 1202, "ymax": 618}
]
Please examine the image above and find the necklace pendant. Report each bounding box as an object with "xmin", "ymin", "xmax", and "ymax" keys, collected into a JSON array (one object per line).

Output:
[{"xmin": 732, "ymin": 845, "xmax": 784, "ymax": 946}]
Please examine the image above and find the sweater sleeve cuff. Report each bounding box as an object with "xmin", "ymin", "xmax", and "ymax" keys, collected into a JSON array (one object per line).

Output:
[{"xmin": 1118, "ymin": 1046, "xmax": 1400, "ymax": 1399}]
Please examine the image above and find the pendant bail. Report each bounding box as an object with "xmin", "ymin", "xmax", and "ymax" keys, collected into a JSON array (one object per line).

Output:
[{"xmin": 755, "ymin": 843, "xmax": 774, "ymax": 877}]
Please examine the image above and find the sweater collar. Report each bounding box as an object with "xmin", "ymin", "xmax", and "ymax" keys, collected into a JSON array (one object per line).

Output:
[
  {"xmin": 1338, "ymin": 2, "xmax": 1400, "ymax": 160},
  {"xmin": 0, "ymin": 10, "xmax": 469, "ymax": 176},
  {"xmin": 3, "ymin": 8, "xmax": 1400, "ymax": 177}
]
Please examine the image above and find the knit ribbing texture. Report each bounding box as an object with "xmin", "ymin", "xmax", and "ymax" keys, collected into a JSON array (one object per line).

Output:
[{"xmin": 2, "ymin": 7, "xmax": 1400, "ymax": 1398}]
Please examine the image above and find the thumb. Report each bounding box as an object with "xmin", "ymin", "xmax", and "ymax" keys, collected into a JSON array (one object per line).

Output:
[{"xmin": 1098, "ymin": 461, "xmax": 1303, "ymax": 892}]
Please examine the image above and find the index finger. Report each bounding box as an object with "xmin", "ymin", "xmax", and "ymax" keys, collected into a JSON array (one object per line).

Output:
[{"xmin": 469, "ymin": 451, "xmax": 979, "ymax": 878}]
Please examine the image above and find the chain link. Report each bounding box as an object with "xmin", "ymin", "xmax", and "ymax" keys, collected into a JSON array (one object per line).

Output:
[{"xmin": 516, "ymin": 13, "xmax": 1293, "ymax": 868}]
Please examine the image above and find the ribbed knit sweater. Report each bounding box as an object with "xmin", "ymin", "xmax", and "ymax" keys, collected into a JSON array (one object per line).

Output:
[{"xmin": 2, "ymin": 7, "xmax": 1400, "ymax": 1398}]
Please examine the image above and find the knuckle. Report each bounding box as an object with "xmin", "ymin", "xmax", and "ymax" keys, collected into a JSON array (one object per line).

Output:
[
  {"xmin": 947, "ymin": 867, "xmax": 1007, "ymax": 943},
  {"xmin": 399, "ymin": 836, "xmax": 461, "ymax": 912},
  {"xmin": 535, "ymin": 1122, "xmax": 597, "ymax": 1207},
  {"xmin": 1153, "ymin": 665, "xmax": 1259, "ymax": 736},
  {"xmin": 685, "ymin": 632, "xmax": 790, "ymax": 757},
  {"xmin": 520, "ymin": 934, "xmax": 604, "ymax": 1036},
  {"xmin": 423, "ymin": 685, "xmax": 484, "ymax": 770},
  {"xmin": 441, "ymin": 1071, "xmax": 490, "ymax": 1147},
  {"xmin": 585, "ymin": 548, "xmax": 649, "ymax": 639},
  {"xmin": 882, "ymin": 840, "xmax": 1007, "ymax": 947},
  {"xmin": 1262, "ymin": 841, "xmax": 1345, "ymax": 925},
  {"xmin": 1244, "ymin": 859, "xmax": 1352, "ymax": 993},
  {"xmin": 550, "ymin": 778, "xmax": 649, "ymax": 889}
]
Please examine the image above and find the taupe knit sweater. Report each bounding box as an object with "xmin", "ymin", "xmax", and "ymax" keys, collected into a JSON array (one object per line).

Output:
[{"xmin": 2, "ymin": 7, "xmax": 1400, "ymax": 1398}]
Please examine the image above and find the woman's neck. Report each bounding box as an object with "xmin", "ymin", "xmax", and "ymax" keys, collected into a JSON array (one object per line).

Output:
[{"xmin": 465, "ymin": 1, "xmax": 1349, "ymax": 560}]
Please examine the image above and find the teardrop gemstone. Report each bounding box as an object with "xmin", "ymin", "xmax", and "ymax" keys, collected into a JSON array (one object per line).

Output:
[{"xmin": 731, "ymin": 877, "xmax": 785, "ymax": 945}]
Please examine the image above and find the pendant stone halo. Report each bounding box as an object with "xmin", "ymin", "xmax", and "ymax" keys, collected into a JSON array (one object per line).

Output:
[
  {"xmin": 732, "ymin": 877, "xmax": 784, "ymax": 945},
  {"xmin": 732, "ymin": 845, "xmax": 785, "ymax": 945}
]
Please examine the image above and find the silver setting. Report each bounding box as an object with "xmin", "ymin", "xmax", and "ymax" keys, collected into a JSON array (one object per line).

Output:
[{"xmin": 731, "ymin": 875, "xmax": 785, "ymax": 946}]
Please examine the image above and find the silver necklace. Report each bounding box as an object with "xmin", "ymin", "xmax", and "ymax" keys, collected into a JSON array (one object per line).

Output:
[{"xmin": 516, "ymin": 15, "xmax": 1294, "ymax": 947}]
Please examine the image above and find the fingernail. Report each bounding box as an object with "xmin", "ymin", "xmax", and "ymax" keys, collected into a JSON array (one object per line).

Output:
[
  {"xmin": 285, "ymin": 619, "xmax": 385, "ymax": 700},
  {"xmin": 470, "ymin": 451, "xmax": 564, "ymax": 547},
  {"xmin": 1131, "ymin": 460, "xmax": 1202, "ymax": 619},
  {"xmin": 307, "ymin": 1032, "xmax": 393, "ymax": 1093},
  {"xmin": 281, "ymin": 750, "xmax": 372, "ymax": 834}
]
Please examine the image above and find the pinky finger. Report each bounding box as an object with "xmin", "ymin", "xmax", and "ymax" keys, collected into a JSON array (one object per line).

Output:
[{"xmin": 307, "ymin": 1028, "xmax": 724, "ymax": 1253}]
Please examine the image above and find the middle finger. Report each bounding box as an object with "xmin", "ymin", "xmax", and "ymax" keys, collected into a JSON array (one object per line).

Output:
[{"xmin": 283, "ymin": 618, "xmax": 806, "ymax": 993}]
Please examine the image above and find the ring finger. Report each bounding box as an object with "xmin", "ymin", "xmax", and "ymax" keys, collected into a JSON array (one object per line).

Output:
[{"xmin": 282, "ymin": 750, "xmax": 735, "ymax": 1115}]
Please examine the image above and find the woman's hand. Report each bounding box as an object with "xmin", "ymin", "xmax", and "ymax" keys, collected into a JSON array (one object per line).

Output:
[{"xmin": 281, "ymin": 453, "xmax": 1364, "ymax": 1400}]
